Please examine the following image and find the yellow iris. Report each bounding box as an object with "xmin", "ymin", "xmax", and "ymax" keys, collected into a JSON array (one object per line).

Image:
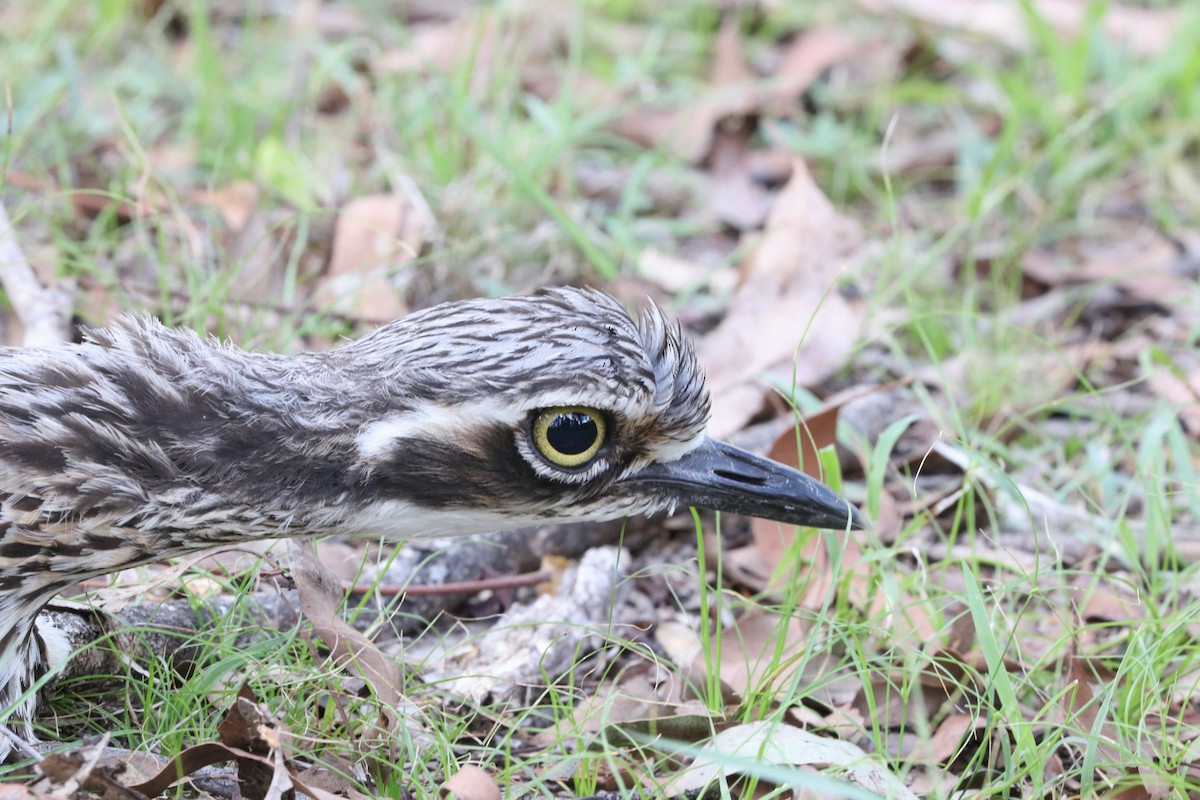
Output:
[{"xmin": 531, "ymin": 406, "xmax": 606, "ymax": 468}]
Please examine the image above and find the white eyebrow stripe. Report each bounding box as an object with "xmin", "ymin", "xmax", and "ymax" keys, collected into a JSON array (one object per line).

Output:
[
  {"xmin": 354, "ymin": 388, "xmax": 656, "ymax": 463},
  {"xmin": 355, "ymin": 400, "xmax": 527, "ymax": 460}
]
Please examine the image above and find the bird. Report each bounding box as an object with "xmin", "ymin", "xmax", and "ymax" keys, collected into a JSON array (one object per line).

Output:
[{"xmin": 0, "ymin": 286, "xmax": 861, "ymax": 760}]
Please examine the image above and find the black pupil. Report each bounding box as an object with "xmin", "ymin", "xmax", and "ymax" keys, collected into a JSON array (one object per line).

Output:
[{"xmin": 546, "ymin": 412, "xmax": 598, "ymax": 456}]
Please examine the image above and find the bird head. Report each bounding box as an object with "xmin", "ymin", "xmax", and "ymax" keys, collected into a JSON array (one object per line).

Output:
[{"xmin": 341, "ymin": 288, "xmax": 863, "ymax": 536}]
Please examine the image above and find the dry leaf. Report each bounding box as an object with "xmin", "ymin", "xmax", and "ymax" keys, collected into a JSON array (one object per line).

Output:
[
  {"xmin": 638, "ymin": 248, "xmax": 736, "ymax": 295},
  {"xmin": 442, "ymin": 765, "xmax": 501, "ymax": 800},
  {"xmin": 655, "ymin": 619, "xmax": 705, "ymax": 672},
  {"xmin": 1072, "ymin": 574, "xmax": 1145, "ymax": 624},
  {"xmin": 666, "ymin": 720, "xmax": 918, "ymax": 798},
  {"xmin": 1062, "ymin": 634, "xmax": 1128, "ymax": 770},
  {"xmin": 905, "ymin": 713, "xmax": 980, "ymax": 762},
  {"xmin": 194, "ymin": 180, "xmax": 261, "ymax": 233},
  {"xmin": 724, "ymin": 402, "xmax": 873, "ymax": 609},
  {"xmin": 145, "ymin": 141, "xmax": 197, "ymax": 174},
  {"xmin": 316, "ymin": 193, "xmax": 432, "ymax": 322},
  {"xmin": 767, "ymin": 27, "xmax": 864, "ymax": 117},
  {"xmin": 857, "ymin": 0, "xmax": 1179, "ymax": 57},
  {"xmin": 708, "ymin": 129, "xmax": 777, "ymax": 231},
  {"xmin": 562, "ymin": 666, "xmax": 716, "ymax": 748},
  {"xmin": 613, "ymin": 23, "xmax": 860, "ymax": 163},
  {"xmin": 707, "ymin": 609, "xmax": 812, "ymax": 701},
  {"xmin": 611, "ymin": 15, "xmax": 751, "ymax": 163},
  {"xmin": 1023, "ymin": 229, "xmax": 1194, "ymax": 312},
  {"xmin": 700, "ymin": 160, "xmax": 865, "ymax": 438},
  {"xmin": 744, "ymin": 407, "xmax": 849, "ymax": 594},
  {"xmin": 0, "ymin": 784, "xmax": 46, "ymax": 800},
  {"xmin": 287, "ymin": 540, "xmax": 411, "ymax": 770},
  {"xmin": 217, "ymin": 690, "xmax": 292, "ymax": 800},
  {"xmin": 1146, "ymin": 366, "xmax": 1200, "ymax": 437},
  {"xmin": 374, "ymin": 3, "xmax": 572, "ymax": 96},
  {"xmin": 747, "ymin": 403, "xmax": 841, "ymax": 571}
]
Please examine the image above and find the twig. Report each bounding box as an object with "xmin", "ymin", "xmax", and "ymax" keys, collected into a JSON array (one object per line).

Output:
[
  {"xmin": 349, "ymin": 569, "xmax": 553, "ymax": 597},
  {"xmin": 0, "ymin": 202, "xmax": 74, "ymax": 346},
  {"xmin": 1, "ymin": 724, "xmax": 42, "ymax": 761}
]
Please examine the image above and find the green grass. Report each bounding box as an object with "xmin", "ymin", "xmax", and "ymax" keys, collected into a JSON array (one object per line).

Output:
[{"xmin": 3, "ymin": 0, "xmax": 1200, "ymax": 796}]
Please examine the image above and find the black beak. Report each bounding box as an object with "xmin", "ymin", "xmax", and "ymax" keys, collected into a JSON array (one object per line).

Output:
[{"xmin": 624, "ymin": 438, "xmax": 864, "ymax": 530}]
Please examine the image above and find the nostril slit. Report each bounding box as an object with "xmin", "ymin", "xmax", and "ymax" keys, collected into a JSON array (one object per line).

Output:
[{"xmin": 714, "ymin": 468, "xmax": 767, "ymax": 486}]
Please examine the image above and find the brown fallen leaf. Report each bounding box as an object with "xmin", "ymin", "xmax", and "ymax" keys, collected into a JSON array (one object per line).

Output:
[
  {"xmin": 769, "ymin": 27, "xmax": 866, "ymax": 116},
  {"xmin": 125, "ymin": 741, "xmax": 295, "ymax": 800},
  {"xmin": 34, "ymin": 738, "xmax": 143, "ymax": 800},
  {"xmin": 1146, "ymin": 365, "xmax": 1200, "ymax": 438},
  {"xmin": 182, "ymin": 178, "xmax": 281, "ymax": 310},
  {"xmin": 611, "ymin": 14, "xmax": 752, "ymax": 164},
  {"xmin": 194, "ymin": 180, "xmax": 260, "ymax": 234},
  {"xmin": 1061, "ymin": 631, "xmax": 1129, "ymax": 773},
  {"xmin": 700, "ymin": 159, "xmax": 866, "ymax": 439},
  {"xmin": 637, "ymin": 248, "xmax": 737, "ymax": 295},
  {"xmin": 857, "ymin": 0, "xmax": 1179, "ymax": 58},
  {"xmin": 374, "ymin": 3, "xmax": 573, "ymax": 97},
  {"xmin": 904, "ymin": 713, "xmax": 981, "ymax": 763},
  {"xmin": 613, "ymin": 22, "xmax": 861, "ymax": 164},
  {"xmin": 442, "ymin": 765, "xmax": 501, "ymax": 800},
  {"xmin": 708, "ymin": 128, "xmax": 777, "ymax": 231},
  {"xmin": 0, "ymin": 783, "xmax": 47, "ymax": 800},
  {"xmin": 315, "ymin": 192, "xmax": 433, "ymax": 323},
  {"xmin": 287, "ymin": 540, "xmax": 409, "ymax": 772},
  {"xmin": 1023, "ymin": 228, "xmax": 1193, "ymax": 311},
  {"xmin": 556, "ymin": 665, "xmax": 717, "ymax": 750},
  {"xmin": 748, "ymin": 403, "xmax": 842, "ymax": 572},
  {"xmin": 217, "ymin": 688, "xmax": 292, "ymax": 800},
  {"xmin": 1071, "ymin": 574, "xmax": 1146, "ymax": 625},
  {"xmin": 708, "ymin": 609, "xmax": 812, "ymax": 702},
  {"xmin": 854, "ymin": 654, "xmax": 981, "ymax": 746}
]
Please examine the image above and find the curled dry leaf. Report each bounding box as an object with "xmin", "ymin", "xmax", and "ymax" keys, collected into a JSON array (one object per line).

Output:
[
  {"xmin": 217, "ymin": 690, "xmax": 291, "ymax": 800},
  {"xmin": 286, "ymin": 540, "xmax": 416, "ymax": 769}
]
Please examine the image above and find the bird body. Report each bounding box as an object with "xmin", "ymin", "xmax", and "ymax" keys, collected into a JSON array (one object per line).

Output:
[{"xmin": 0, "ymin": 288, "xmax": 860, "ymax": 759}]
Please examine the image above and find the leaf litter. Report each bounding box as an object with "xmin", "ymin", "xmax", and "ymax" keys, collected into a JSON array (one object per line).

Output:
[{"xmin": 2, "ymin": 0, "xmax": 1199, "ymax": 797}]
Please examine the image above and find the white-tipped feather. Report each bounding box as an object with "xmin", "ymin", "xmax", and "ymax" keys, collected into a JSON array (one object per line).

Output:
[{"xmin": 0, "ymin": 288, "xmax": 714, "ymax": 757}]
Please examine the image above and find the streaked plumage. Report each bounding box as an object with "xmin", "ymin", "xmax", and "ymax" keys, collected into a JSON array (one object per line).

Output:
[{"xmin": 0, "ymin": 287, "xmax": 859, "ymax": 758}]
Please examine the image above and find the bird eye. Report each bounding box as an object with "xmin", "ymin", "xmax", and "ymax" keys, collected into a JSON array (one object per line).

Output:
[{"xmin": 531, "ymin": 407, "xmax": 607, "ymax": 468}]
